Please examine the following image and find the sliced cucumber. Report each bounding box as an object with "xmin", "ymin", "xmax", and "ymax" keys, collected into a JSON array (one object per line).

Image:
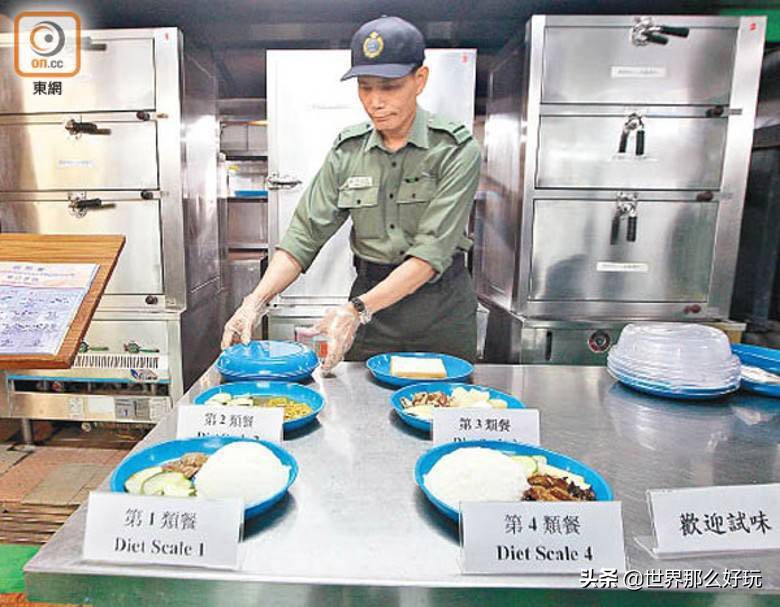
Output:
[
  {"xmin": 124, "ymin": 466, "xmax": 163, "ymax": 494},
  {"xmin": 141, "ymin": 471, "xmax": 193, "ymax": 496},
  {"xmin": 206, "ymin": 392, "xmax": 232, "ymax": 405},
  {"xmin": 511, "ymin": 455, "xmax": 537, "ymax": 478},
  {"xmin": 164, "ymin": 482, "xmax": 197, "ymax": 497}
]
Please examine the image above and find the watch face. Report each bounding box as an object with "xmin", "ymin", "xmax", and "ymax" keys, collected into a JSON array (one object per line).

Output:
[{"xmin": 351, "ymin": 297, "xmax": 365, "ymax": 313}]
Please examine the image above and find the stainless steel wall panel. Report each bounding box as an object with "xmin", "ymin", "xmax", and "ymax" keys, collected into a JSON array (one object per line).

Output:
[
  {"xmin": 181, "ymin": 47, "xmax": 220, "ymax": 294},
  {"xmin": 179, "ymin": 280, "xmax": 222, "ymax": 389},
  {"xmin": 541, "ymin": 24, "xmax": 737, "ymax": 106},
  {"xmin": 474, "ymin": 46, "xmax": 526, "ymax": 312},
  {"xmin": 227, "ymin": 200, "xmax": 267, "ymax": 249}
]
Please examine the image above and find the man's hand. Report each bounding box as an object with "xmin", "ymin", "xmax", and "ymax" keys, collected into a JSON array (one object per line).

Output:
[
  {"xmin": 221, "ymin": 293, "xmax": 269, "ymax": 349},
  {"xmin": 220, "ymin": 250, "xmax": 303, "ymax": 349},
  {"xmin": 315, "ymin": 304, "xmax": 361, "ymax": 373}
]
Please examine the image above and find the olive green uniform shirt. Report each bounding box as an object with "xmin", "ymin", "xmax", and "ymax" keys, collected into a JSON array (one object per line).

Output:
[{"xmin": 278, "ymin": 107, "xmax": 481, "ymax": 276}]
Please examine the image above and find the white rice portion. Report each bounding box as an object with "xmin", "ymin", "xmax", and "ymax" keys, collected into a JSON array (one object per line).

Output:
[
  {"xmin": 424, "ymin": 447, "xmax": 530, "ymax": 509},
  {"xmin": 195, "ymin": 442, "xmax": 290, "ymax": 503}
]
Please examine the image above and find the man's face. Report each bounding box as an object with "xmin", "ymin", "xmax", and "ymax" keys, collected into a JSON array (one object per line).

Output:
[{"xmin": 357, "ymin": 67, "xmax": 429, "ymax": 133}]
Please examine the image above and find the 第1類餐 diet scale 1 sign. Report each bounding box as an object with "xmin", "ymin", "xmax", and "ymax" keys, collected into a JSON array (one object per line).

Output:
[{"xmin": 83, "ymin": 492, "xmax": 242, "ymax": 569}]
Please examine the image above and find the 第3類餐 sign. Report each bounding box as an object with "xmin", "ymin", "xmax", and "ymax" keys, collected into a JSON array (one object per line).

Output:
[{"xmin": 460, "ymin": 501, "xmax": 626, "ymax": 574}]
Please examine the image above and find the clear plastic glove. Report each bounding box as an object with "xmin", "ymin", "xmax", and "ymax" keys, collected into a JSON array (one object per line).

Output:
[
  {"xmin": 221, "ymin": 294, "xmax": 269, "ymax": 349},
  {"xmin": 314, "ymin": 304, "xmax": 361, "ymax": 373}
]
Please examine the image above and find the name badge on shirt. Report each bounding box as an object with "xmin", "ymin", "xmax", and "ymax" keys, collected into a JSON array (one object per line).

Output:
[{"xmin": 345, "ymin": 176, "xmax": 373, "ymax": 189}]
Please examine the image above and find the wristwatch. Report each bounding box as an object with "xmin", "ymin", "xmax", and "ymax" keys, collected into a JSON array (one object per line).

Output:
[{"xmin": 349, "ymin": 296, "xmax": 372, "ymax": 325}]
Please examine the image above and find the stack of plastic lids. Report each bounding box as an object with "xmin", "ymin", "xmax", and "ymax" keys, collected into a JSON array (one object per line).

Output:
[
  {"xmin": 607, "ymin": 323, "xmax": 741, "ymax": 398},
  {"xmin": 217, "ymin": 340, "xmax": 318, "ymax": 382}
]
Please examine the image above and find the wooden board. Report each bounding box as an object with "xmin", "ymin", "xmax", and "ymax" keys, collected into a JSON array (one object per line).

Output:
[{"xmin": 0, "ymin": 234, "xmax": 124, "ymax": 370}]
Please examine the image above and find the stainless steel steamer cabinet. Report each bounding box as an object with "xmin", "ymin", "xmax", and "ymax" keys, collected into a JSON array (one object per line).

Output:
[
  {"xmin": 0, "ymin": 28, "xmax": 224, "ymax": 427},
  {"xmin": 474, "ymin": 15, "xmax": 766, "ymax": 364}
]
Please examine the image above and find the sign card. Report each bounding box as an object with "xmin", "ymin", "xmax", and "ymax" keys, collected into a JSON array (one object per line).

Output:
[
  {"xmin": 461, "ymin": 501, "xmax": 626, "ymax": 574},
  {"xmin": 432, "ymin": 408, "xmax": 540, "ymax": 446},
  {"xmin": 83, "ymin": 492, "xmax": 242, "ymax": 569},
  {"xmin": 176, "ymin": 404, "xmax": 283, "ymax": 443},
  {"xmin": 648, "ymin": 483, "xmax": 780, "ymax": 557}
]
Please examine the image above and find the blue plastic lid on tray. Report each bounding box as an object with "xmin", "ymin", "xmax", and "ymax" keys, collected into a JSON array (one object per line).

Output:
[{"xmin": 217, "ymin": 340, "xmax": 318, "ymax": 381}]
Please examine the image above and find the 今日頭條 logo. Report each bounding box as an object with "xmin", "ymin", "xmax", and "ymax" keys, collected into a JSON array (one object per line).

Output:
[{"xmin": 14, "ymin": 11, "xmax": 81, "ymax": 77}]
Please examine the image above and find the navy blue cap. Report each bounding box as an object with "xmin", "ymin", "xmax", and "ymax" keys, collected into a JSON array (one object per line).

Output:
[{"xmin": 341, "ymin": 16, "xmax": 425, "ymax": 81}]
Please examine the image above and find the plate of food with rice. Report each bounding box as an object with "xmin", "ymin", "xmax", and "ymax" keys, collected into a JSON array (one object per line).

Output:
[
  {"xmin": 110, "ymin": 436, "xmax": 298, "ymax": 519},
  {"xmin": 415, "ymin": 440, "xmax": 612, "ymax": 522}
]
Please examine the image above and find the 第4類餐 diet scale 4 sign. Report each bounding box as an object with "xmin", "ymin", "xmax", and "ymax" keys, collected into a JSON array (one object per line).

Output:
[{"xmin": 460, "ymin": 501, "xmax": 627, "ymax": 574}]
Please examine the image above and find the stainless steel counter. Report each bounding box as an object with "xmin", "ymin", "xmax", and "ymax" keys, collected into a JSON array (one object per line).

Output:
[{"xmin": 24, "ymin": 364, "xmax": 780, "ymax": 606}]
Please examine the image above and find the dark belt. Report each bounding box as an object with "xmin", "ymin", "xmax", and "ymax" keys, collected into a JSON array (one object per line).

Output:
[{"xmin": 353, "ymin": 254, "xmax": 465, "ymax": 281}]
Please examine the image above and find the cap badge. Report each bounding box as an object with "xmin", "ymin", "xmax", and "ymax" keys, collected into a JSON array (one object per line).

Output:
[{"xmin": 362, "ymin": 31, "xmax": 384, "ymax": 59}]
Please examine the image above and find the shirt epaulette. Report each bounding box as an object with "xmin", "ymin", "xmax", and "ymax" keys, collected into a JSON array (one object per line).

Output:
[
  {"xmin": 427, "ymin": 115, "xmax": 472, "ymax": 145},
  {"xmin": 333, "ymin": 122, "xmax": 373, "ymax": 147}
]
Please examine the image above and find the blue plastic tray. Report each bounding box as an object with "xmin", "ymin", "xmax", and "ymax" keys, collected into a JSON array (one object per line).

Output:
[
  {"xmin": 733, "ymin": 344, "xmax": 780, "ymax": 398},
  {"xmin": 366, "ymin": 352, "xmax": 474, "ymax": 387},
  {"xmin": 234, "ymin": 189, "xmax": 268, "ymax": 198},
  {"xmin": 390, "ymin": 382, "xmax": 525, "ymax": 432},
  {"xmin": 415, "ymin": 440, "xmax": 613, "ymax": 522},
  {"xmin": 608, "ymin": 367, "xmax": 738, "ymax": 400},
  {"xmin": 217, "ymin": 341, "xmax": 318, "ymax": 382},
  {"xmin": 193, "ymin": 381, "xmax": 325, "ymax": 432},
  {"xmin": 110, "ymin": 436, "xmax": 298, "ymax": 519}
]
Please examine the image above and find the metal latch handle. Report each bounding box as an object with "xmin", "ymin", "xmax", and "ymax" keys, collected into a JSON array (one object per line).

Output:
[
  {"xmin": 65, "ymin": 119, "xmax": 111, "ymax": 136},
  {"xmin": 618, "ymin": 131, "xmax": 629, "ymax": 154},
  {"xmin": 635, "ymin": 129, "xmax": 645, "ymax": 156},
  {"xmin": 658, "ymin": 25, "xmax": 690, "ymax": 38},
  {"xmin": 632, "ymin": 17, "xmax": 690, "ymax": 46},
  {"xmin": 611, "ymin": 193, "xmax": 639, "ymax": 245},
  {"xmin": 70, "ymin": 198, "xmax": 103, "ymax": 211},
  {"xmin": 618, "ymin": 113, "xmax": 645, "ymax": 156},
  {"xmin": 68, "ymin": 195, "xmax": 114, "ymax": 217},
  {"xmin": 610, "ymin": 212, "xmax": 622, "ymax": 245},
  {"xmin": 266, "ymin": 173, "xmax": 302, "ymax": 190},
  {"xmin": 627, "ymin": 213, "xmax": 638, "ymax": 242}
]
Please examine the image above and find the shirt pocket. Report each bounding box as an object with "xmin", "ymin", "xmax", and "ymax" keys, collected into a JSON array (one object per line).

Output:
[
  {"xmin": 397, "ymin": 176, "xmax": 437, "ymax": 236},
  {"xmin": 337, "ymin": 185, "xmax": 383, "ymax": 239}
]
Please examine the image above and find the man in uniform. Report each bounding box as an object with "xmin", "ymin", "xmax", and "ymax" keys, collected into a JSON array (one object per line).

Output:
[{"xmin": 222, "ymin": 15, "xmax": 481, "ymax": 372}]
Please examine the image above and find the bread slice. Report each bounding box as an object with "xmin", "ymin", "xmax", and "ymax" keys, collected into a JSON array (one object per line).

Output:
[{"xmin": 390, "ymin": 355, "xmax": 447, "ymax": 379}]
